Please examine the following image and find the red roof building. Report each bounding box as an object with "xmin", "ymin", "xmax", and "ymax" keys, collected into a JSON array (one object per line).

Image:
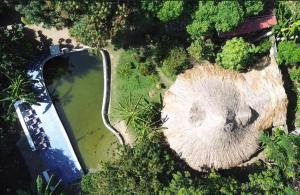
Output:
[{"xmin": 219, "ymin": 14, "xmax": 277, "ymax": 38}]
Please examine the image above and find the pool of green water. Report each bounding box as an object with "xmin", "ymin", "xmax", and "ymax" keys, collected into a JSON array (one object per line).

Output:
[{"xmin": 43, "ymin": 50, "xmax": 117, "ymax": 170}]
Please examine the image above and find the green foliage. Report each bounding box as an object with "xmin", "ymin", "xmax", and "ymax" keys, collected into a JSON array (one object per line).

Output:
[
  {"xmin": 216, "ymin": 37, "xmax": 254, "ymax": 71},
  {"xmin": 140, "ymin": 0, "xmax": 162, "ymax": 16},
  {"xmin": 0, "ymin": 74, "xmax": 37, "ymax": 112},
  {"xmin": 242, "ymin": 167, "xmax": 297, "ymax": 194},
  {"xmin": 290, "ymin": 66, "xmax": 300, "ymax": 82},
  {"xmin": 261, "ymin": 129, "xmax": 300, "ymax": 179},
  {"xmin": 112, "ymin": 49, "xmax": 163, "ymax": 123},
  {"xmin": 277, "ymin": 41, "xmax": 300, "ymax": 65},
  {"xmin": 243, "ymin": 0, "xmax": 265, "ymax": 17},
  {"xmin": 69, "ymin": 2, "xmax": 112, "ymax": 47},
  {"xmin": 187, "ymin": 1, "xmax": 246, "ymax": 38},
  {"xmin": 162, "ymin": 47, "xmax": 190, "ymax": 79},
  {"xmin": 137, "ymin": 61, "xmax": 156, "ymax": 76},
  {"xmin": 255, "ymin": 38, "xmax": 272, "ymax": 55},
  {"xmin": 240, "ymin": 129, "xmax": 300, "ymax": 194},
  {"xmin": 157, "ymin": 1, "xmax": 184, "ymax": 22},
  {"xmin": 116, "ymin": 95, "xmax": 161, "ymax": 137},
  {"xmin": 16, "ymin": 0, "xmax": 89, "ymax": 28},
  {"xmin": 274, "ymin": 1, "xmax": 300, "ymax": 39},
  {"xmin": 215, "ymin": 1, "xmax": 245, "ymax": 33},
  {"xmin": 187, "ymin": 39, "xmax": 215, "ymax": 62},
  {"xmin": 81, "ymin": 136, "xmax": 175, "ymax": 195},
  {"xmin": 160, "ymin": 172, "xmax": 203, "ymax": 195},
  {"xmin": 186, "ymin": 1, "xmax": 216, "ymax": 38}
]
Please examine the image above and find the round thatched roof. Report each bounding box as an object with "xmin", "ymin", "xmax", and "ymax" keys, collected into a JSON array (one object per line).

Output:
[{"xmin": 162, "ymin": 55, "xmax": 287, "ymax": 170}]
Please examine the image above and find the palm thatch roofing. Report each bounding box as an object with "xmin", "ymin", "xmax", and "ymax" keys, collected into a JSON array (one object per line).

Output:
[{"xmin": 162, "ymin": 52, "xmax": 287, "ymax": 171}]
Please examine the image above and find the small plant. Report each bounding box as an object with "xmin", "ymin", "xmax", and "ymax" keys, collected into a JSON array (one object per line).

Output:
[
  {"xmin": 290, "ymin": 66, "xmax": 300, "ymax": 82},
  {"xmin": 162, "ymin": 47, "xmax": 191, "ymax": 79},
  {"xmin": 255, "ymin": 39, "xmax": 272, "ymax": 55},
  {"xmin": 137, "ymin": 61, "xmax": 156, "ymax": 76},
  {"xmin": 277, "ymin": 41, "xmax": 300, "ymax": 66},
  {"xmin": 117, "ymin": 62, "xmax": 134, "ymax": 78},
  {"xmin": 187, "ymin": 39, "xmax": 215, "ymax": 62},
  {"xmin": 216, "ymin": 37, "xmax": 254, "ymax": 71}
]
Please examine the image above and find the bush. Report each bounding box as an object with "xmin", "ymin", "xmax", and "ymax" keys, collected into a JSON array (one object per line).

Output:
[
  {"xmin": 187, "ymin": 39, "xmax": 215, "ymax": 62},
  {"xmin": 277, "ymin": 41, "xmax": 300, "ymax": 65},
  {"xmin": 187, "ymin": 1, "xmax": 246, "ymax": 37},
  {"xmin": 186, "ymin": 1, "xmax": 216, "ymax": 38},
  {"xmin": 70, "ymin": 2, "xmax": 112, "ymax": 47},
  {"xmin": 157, "ymin": 1, "xmax": 184, "ymax": 22},
  {"xmin": 215, "ymin": 1, "xmax": 245, "ymax": 33},
  {"xmin": 216, "ymin": 37, "xmax": 254, "ymax": 71},
  {"xmin": 81, "ymin": 136, "xmax": 175, "ymax": 195},
  {"xmin": 243, "ymin": 0, "xmax": 265, "ymax": 16},
  {"xmin": 290, "ymin": 66, "xmax": 300, "ymax": 82},
  {"xmin": 162, "ymin": 47, "xmax": 190, "ymax": 79},
  {"xmin": 137, "ymin": 61, "xmax": 156, "ymax": 76},
  {"xmin": 255, "ymin": 39, "xmax": 272, "ymax": 55},
  {"xmin": 117, "ymin": 62, "xmax": 134, "ymax": 78}
]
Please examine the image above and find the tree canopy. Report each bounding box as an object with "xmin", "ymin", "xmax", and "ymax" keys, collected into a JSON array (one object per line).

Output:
[
  {"xmin": 157, "ymin": 1, "xmax": 184, "ymax": 22},
  {"xmin": 216, "ymin": 37, "xmax": 254, "ymax": 71}
]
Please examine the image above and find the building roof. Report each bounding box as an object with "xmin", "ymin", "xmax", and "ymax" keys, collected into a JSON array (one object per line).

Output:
[
  {"xmin": 161, "ymin": 48, "xmax": 287, "ymax": 170},
  {"xmin": 219, "ymin": 14, "xmax": 277, "ymax": 38}
]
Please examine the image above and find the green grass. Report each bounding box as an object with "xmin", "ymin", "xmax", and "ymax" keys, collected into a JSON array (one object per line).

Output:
[{"xmin": 111, "ymin": 49, "xmax": 163, "ymax": 119}]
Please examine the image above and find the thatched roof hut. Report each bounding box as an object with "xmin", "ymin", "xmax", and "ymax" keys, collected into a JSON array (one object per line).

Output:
[{"xmin": 162, "ymin": 50, "xmax": 287, "ymax": 170}]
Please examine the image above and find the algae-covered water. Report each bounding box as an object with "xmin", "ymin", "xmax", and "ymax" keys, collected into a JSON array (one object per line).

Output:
[{"xmin": 44, "ymin": 50, "xmax": 117, "ymax": 170}]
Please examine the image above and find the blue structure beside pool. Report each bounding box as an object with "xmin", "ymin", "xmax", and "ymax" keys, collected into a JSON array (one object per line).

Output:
[{"xmin": 15, "ymin": 47, "xmax": 85, "ymax": 186}]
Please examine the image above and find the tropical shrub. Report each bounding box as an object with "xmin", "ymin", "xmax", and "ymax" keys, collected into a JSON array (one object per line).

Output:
[
  {"xmin": 157, "ymin": 1, "xmax": 184, "ymax": 22},
  {"xmin": 274, "ymin": 1, "xmax": 300, "ymax": 39},
  {"xmin": 81, "ymin": 136, "xmax": 175, "ymax": 195},
  {"xmin": 70, "ymin": 2, "xmax": 112, "ymax": 47},
  {"xmin": 117, "ymin": 62, "xmax": 134, "ymax": 78},
  {"xmin": 140, "ymin": 0, "xmax": 162, "ymax": 16},
  {"xmin": 187, "ymin": 1, "xmax": 248, "ymax": 38},
  {"xmin": 187, "ymin": 39, "xmax": 215, "ymax": 62},
  {"xmin": 255, "ymin": 39, "xmax": 272, "ymax": 55},
  {"xmin": 216, "ymin": 37, "xmax": 254, "ymax": 71},
  {"xmin": 290, "ymin": 66, "xmax": 300, "ymax": 82},
  {"xmin": 162, "ymin": 47, "xmax": 190, "ymax": 79},
  {"xmin": 214, "ymin": 1, "xmax": 245, "ymax": 33},
  {"xmin": 138, "ymin": 62, "xmax": 156, "ymax": 76},
  {"xmin": 277, "ymin": 41, "xmax": 300, "ymax": 65},
  {"xmin": 243, "ymin": 0, "xmax": 265, "ymax": 16},
  {"xmin": 186, "ymin": 1, "xmax": 216, "ymax": 38}
]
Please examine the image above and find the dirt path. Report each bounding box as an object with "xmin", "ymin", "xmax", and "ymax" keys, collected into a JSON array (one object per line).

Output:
[{"xmin": 26, "ymin": 24, "xmax": 85, "ymax": 48}]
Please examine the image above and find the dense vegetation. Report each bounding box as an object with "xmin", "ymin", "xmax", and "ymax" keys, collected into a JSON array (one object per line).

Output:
[
  {"xmin": 0, "ymin": 24, "xmax": 47, "ymax": 193},
  {"xmin": 1, "ymin": 0, "xmax": 300, "ymax": 194}
]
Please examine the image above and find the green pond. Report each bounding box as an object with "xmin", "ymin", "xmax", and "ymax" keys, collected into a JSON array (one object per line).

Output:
[{"xmin": 44, "ymin": 50, "xmax": 117, "ymax": 170}]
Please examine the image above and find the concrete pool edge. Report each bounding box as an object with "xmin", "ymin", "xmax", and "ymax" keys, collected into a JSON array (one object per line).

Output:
[{"xmin": 100, "ymin": 50, "xmax": 125, "ymax": 145}]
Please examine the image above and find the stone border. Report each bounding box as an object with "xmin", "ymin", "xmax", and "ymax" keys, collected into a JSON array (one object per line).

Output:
[{"xmin": 100, "ymin": 49, "xmax": 125, "ymax": 144}]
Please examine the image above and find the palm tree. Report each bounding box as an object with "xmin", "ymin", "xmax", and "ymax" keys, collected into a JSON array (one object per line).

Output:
[
  {"xmin": 115, "ymin": 94, "xmax": 162, "ymax": 137},
  {"xmin": 0, "ymin": 74, "xmax": 37, "ymax": 112}
]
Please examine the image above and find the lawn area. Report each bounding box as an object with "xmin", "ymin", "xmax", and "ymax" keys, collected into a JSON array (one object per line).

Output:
[{"xmin": 106, "ymin": 45, "xmax": 172, "ymax": 138}]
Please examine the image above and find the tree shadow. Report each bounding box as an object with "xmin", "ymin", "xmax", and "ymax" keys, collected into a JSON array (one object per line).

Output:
[
  {"xmin": 40, "ymin": 148, "xmax": 82, "ymax": 185},
  {"xmin": 280, "ymin": 66, "xmax": 297, "ymax": 131},
  {"xmin": 0, "ymin": 7, "xmax": 21, "ymax": 26}
]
